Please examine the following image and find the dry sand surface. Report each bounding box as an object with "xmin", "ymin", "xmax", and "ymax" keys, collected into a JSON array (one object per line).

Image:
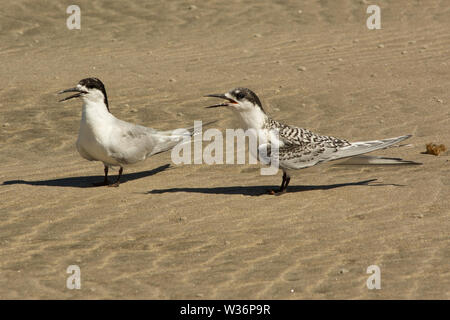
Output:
[{"xmin": 0, "ymin": 0, "xmax": 449, "ymax": 299}]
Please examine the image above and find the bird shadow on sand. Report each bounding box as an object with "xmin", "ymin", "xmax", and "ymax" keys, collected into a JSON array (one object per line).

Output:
[
  {"xmin": 147, "ymin": 178, "xmax": 406, "ymax": 196},
  {"xmin": 2, "ymin": 164, "xmax": 171, "ymax": 189}
]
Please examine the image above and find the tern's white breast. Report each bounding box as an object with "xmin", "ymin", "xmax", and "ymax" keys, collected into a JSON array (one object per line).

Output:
[{"xmin": 76, "ymin": 101, "xmax": 119, "ymax": 165}]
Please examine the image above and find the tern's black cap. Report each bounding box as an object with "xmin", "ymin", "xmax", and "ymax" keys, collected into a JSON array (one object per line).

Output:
[
  {"xmin": 230, "ymin": 87, "xmax": 264, "ymax": 111},
  {"xmin": 79, "ymin": 77, "xmax": 109, "ymax": 111}
]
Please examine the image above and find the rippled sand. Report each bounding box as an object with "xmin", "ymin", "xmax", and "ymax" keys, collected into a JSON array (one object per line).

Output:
[{"xmin": 0, "ymin": 0, "xmax": 449, "ymax": 299}]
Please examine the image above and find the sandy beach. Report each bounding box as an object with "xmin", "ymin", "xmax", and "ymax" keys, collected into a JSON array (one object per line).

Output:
[{"xmin": 0, "ymin": 0, "xmax": 449, "ymax": 299}]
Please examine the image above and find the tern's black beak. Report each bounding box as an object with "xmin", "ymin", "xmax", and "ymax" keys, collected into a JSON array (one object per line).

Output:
[
  {"xmin": 204, "ymin": 94, "xmax": 236, "ymax": 108},
  {"xmin": 58, "ymin": 87, "xmax": 86, "ymax": 102}
]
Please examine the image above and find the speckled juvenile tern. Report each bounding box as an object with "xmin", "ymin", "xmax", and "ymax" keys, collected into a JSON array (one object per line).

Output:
[{"xmin": 206, "ymin": 87, "xmax": 416, "ymax": 194}]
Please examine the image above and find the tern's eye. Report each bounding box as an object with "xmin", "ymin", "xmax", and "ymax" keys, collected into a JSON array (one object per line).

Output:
[{"xmin": 235, "ymin": 92, "xmax": 245, "ymax": 100}]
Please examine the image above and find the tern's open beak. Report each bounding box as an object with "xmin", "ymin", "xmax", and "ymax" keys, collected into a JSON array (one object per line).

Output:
[
  {"xmin": 204, "ymin": 94, "xmax": 237, "ymax": 108},
  {"xmin": 58, "ymin": 87, "xmax": 86, "ymax": 102}
]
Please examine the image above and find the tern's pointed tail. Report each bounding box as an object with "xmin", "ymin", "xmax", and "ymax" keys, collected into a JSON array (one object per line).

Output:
[
  {"xmin": 149, "ymin": 128, "xmax": 194, "ymax": 156},
  {"xmin": 329, "ymin": 135, "xmax": 412, "ymax": 161},
  {"xmin": 149, "ymin": 121, "xmax": 217, "ymax": 156},
  {"xmin": 336, "ymin": 155, "xmax": 421, "ymax": 165}
]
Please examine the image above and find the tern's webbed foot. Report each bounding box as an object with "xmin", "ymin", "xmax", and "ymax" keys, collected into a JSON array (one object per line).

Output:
[
  {"xmin": 267, "ymin": 172, "xmax": 290, "ymax": 195},
  {"xmin": 108, "ymin": 182, "xmax": 120, "ymax": 188},
  {"xmin": 267, "ymin": 188, "xmax": 287, "ymax": 195}
]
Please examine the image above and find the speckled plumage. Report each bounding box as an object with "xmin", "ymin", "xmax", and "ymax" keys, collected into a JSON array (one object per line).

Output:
[
  {"xmin": 206, "ymin": 87, "xmax": 413, "ymax": 193},
  {"xmin": 264, "ymin": 118, "xmax": 351, "ymax": 167}
]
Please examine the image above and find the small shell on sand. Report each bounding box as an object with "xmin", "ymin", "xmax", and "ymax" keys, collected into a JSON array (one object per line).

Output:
[{"xmin": 424, "ymin": 143, "xmax": 446, "ymax": 156}]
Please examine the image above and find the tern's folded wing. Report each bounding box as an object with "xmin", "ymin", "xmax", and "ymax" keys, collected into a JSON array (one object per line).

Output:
[
  {"xmin": 277, "ymin": 135, "xmax": 412, "ymax": 170},
  {"xmin": 108, "ymin": 120, "xmax": 191, "ymax": 165}
]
